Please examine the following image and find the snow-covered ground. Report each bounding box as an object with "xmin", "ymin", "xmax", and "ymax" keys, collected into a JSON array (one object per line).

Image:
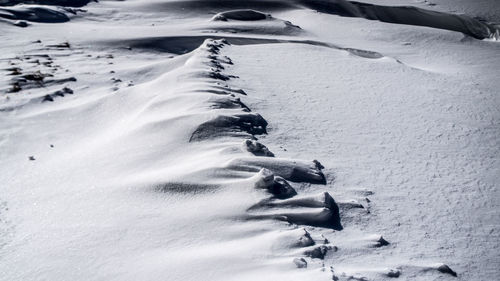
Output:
[{"xmin": 0, "ymin": 1, "xmax": 499, "ymax": 281}]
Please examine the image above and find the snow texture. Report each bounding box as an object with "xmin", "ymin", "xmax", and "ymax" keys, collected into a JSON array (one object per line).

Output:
[{"xmin": 0, "ymin": 1, "xmax": 499, "ymax": 281}]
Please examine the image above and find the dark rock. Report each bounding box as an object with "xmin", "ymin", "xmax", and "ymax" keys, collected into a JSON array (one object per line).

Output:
[{"xmin": 437, "ymin": 264, "xmax": 457, "ymax": 277}]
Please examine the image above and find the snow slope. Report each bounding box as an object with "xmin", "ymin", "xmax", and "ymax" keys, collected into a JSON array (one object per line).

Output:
[
  {"xmin": 362, "ymin": 0, "xmax": 500, "ymax": 22},
  {"xmin": 0, "ymin": 1, "xmax": 499, "ymax": 281}
]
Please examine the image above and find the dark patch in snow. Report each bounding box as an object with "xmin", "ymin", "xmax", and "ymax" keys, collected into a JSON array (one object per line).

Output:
[
  {"xmin": 0, "ymin": 6, "xmax": 69, "ymax": 23},
  {"xmin": 154, "ymin": 182, "xmax": 219, "ymax": 194},
  {"xmin": 437, "ymin": 264, "xmax": 457, "ymax": 277},
  {"xmin": 212, "ymin": 9, "xmax": 270, "ymax": 21},
  {"xmin": 0, "ymin": 0, "xmax": 93, "ymax": 7}
]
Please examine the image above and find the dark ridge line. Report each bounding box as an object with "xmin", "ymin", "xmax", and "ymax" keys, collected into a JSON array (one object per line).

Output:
[
  {"xmin": 299, "ymin": 0, "xmax": 497, "ymax": 40},
  {"xmin": 110, "ymin": 35, "xmax": 384, "ymax": 59}
]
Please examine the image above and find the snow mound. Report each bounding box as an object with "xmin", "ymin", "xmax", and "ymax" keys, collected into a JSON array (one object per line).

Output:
[
  {"xmin": 208, "ymin": 9, "xmax": 302, "ymax": 35},
  {"xmin": 212, "ymin": 9, "xmax": 271, "ymax": 21}
]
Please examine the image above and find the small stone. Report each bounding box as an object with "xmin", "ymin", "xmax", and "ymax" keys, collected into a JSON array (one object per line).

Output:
[
  {"xmin": 304, "ymin": 245, "xmax": 331, "ymax": 259},
  {"xmin": 42, "ymin": 95, "xmax": 54, "ymax": 102},
  {"xmin": 13, "ymin": 20, "xmax": 29, "ymax": 28},
  {"xmin": 377, "ymin": 236, "xmax": 390, "ymax": 247},
  {"xmin": 8, "ymin": 83, "xmax": 21, "ymax": 93},
  {"xmin": 293, "ymin": 258, "xmax": 307, "ymax": 268},
  {"xmin": 56, "ymin": 42, "xmax": 70, "ymax": 48},
  {"xmin": 437, "ymin": 264, "xmax": 457, "ymax": 277},
  {"xmin": 294, "ymin": 229, "xmax": 315, "ymax": 248},
  {"xmin": 387, "ymin": 269, "xmax": 401, "ymax": 278},
  {"xmin": 62, "ymin": 87, "xmax": 73, "ymax": 94}
]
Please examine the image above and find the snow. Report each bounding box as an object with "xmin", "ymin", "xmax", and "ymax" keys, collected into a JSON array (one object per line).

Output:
[{"xmin": 0, "ymin": 1, "xmax": 499, "ymax": 281}]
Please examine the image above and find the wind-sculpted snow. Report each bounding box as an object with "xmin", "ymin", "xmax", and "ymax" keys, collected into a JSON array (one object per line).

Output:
[
  {"xmin": 2, "ymin": 0, "xmax": 497, "ymax": 39},
  {"xmin": 1, "ymin": 0, "xmax": 498, "ymax": 281},
  {"xmin": 226, "ymin": 157, "xmax": 327, "ymax": 184},
  {"xmin": 320, "ymin": 1, "xmax": 498, "ymax": 40},
  {"xmin": 137, "ymin": 0, "xmax": 498, "ymax": 40},
  {"xmin": 0, "ymin": 34, "xmax": 360, "ymax": 280}
]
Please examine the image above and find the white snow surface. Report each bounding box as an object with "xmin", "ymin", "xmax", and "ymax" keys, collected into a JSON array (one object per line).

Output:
[{"xmin": 0, "ymin": 1, "xmax": 499, "ymax": 281}]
